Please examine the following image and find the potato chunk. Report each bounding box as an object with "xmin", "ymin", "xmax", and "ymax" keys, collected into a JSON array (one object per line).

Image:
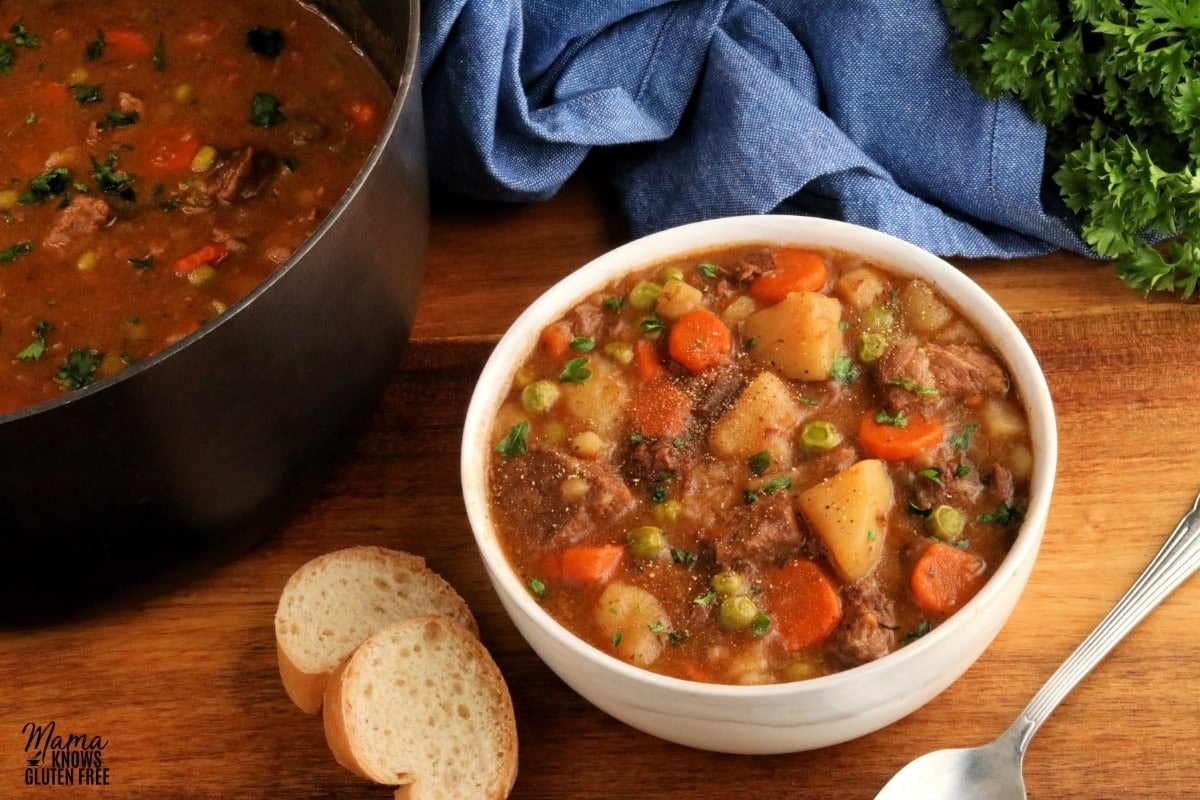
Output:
[
  {"xmin": 594, "ymin": 582, "xmax": 672, "ymax": 666},
  {"xmin": 834, "ymin": 267, "xmax": 887, "ymax": 310},
  {"xmin": 655, "ymin": 279, "xmax": 704, "ymax": 321},
  {"xmin": 561, "ymin": 358, "xmax": 628, "ymax": 438},
  {"xmin": 743, "ymin": 291, "xmax": 843, "ymax": 381},
  {"xmin": 709, "ymin": 371, "xmax": 805, "ymax": 466},
  {"xmin": 794, "ymin": 459, "xmax": 894, "ymax": 581}
]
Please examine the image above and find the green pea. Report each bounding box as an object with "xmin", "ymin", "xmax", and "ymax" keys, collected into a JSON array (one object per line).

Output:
[
  {"xmin": 784, "ymin": 660, "xmax": 820, "ymax": 682},
  {"xmin": 627, "ymin": 525, "xmax": 665, "ymax": 558},
  {"xmin": 926, "ymin": 504, "xmax": 965, "ymax": 542},
  {"xmin": 520, "ymin": 380, "xmax": 560, "ymax": 414},
  {"xmin": 719, "ymin": 595, "xmax": 760, "ymax": 629},
  {"xmin": 628, "ymin": 280, "xmax": 662, "ymax": 311},
  {"xmin": 710, "ymin": 570, "xmax": 743, "ymax": 598},
  {"xmin": 603, "ymin": 341, "xmax": 633, "ymax": 365},
  {"xmin": 800, "ymin": 420, "xmax": 843, "ymax": 451},
  {"xmin": 659, "ymin": 265, "xmax": 685, "ymax": 283},
  {"xmin": 858, "ymin": 332, "xmax": 887, "ymax": 363},
  {"xmin": 653, "ymin": 499, "xmax": 682, "ymax": 524}
]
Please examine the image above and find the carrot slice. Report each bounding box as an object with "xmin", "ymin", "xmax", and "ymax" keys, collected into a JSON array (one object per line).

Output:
[
  {"xmin": 633, "ymin": 339, "xmax": 667, "ymax": 382},
  {"xmin": 749, "ymin": 249, "xmax": 828, "ymax": 303},
  {"xmin": 911, "ymin": 542, "xmax": 987, "ymax": 614},
  {"xmin": 559, "ymin": 544, "xmax": 624, "ymax": 585},
  {"xmin": 668, "ymin": 309, "xmax": 731, "ymax": 373},
  {"xmin": 106, "ymin": 30, "xmax": 153, "ymax": 60},
  {"xmin": 345, "ymin": 99, "xmax": 381, "ymax": 130},
  {"xmin": 539, "ymin": 322, "xmax": 572, "ymax": 359},
  {"xmin": 767, "ymin": 560, "xmax": 844, "ymax": 651},
  {"xmin": 144, "ymin": 128, "xmax": 201, "ymax": 175},
  {"xmin": 859, "ymin": 410, "xmax": 943, "ymax": 461},
  {"xmin": 629, "ymin": 380, "xmax": 691, "ymax": 439},
  {"xmin": 173, "ymin": 243, "xmax": 228, "ymax": 275}
]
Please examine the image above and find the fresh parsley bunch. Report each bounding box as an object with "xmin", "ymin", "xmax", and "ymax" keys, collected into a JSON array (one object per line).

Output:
[{"xmin": 942, "ymin": 0, "xmax": 1200, "ymax": 297}]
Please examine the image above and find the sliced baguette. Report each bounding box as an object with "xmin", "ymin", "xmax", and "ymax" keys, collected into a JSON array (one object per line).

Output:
[
  {"xmin": 323, "ymin": 616, "xmax": 518, "ymax": 800},
  {"xmin": 275, "ymin": 546, "xmax": 477, "ymax": 714}
]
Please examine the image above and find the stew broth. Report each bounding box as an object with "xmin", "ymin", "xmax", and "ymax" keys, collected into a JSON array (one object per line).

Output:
[
  {"xmin": 488, "ymin": 245, "xmax": 1032, "ymax": 685},
  {"xmin": 0, "ymin": 0, "xmax": 391, "ymax": 413}
]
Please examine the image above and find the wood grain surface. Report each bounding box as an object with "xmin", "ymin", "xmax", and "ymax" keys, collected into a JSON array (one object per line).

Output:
[{"xmin": 4, "ymin": 173, "xmax": 1200, "ymax": 799}]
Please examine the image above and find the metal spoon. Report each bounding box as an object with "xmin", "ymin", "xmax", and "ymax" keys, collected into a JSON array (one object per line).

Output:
[{"xmin": 875, "ymin": 490, "xmax": 1200, "ymax": 800}]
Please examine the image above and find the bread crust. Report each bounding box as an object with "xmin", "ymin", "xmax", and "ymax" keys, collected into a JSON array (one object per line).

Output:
[
  {"xmin": 275, "ymin": 546, "xmax": 478, "ymax": 714},
  {"xmin": 322, "ymin": 616, "xmax": 518, "ymax": 800}
]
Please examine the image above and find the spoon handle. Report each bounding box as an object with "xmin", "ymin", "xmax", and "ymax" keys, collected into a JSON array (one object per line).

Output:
[{"xmin": 1009, "ymin": 490, "xmax": 1200, "ymax": 752}]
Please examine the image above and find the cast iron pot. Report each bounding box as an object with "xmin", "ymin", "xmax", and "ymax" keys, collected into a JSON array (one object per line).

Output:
[{"xmin": 1, "ymin": 0, "xmax": 427, "ymax": 621}]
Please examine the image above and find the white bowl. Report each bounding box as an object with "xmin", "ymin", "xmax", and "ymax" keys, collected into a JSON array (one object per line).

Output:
[{"xmin": 461, "ymin": 215, "xmax": 1057, "ymax": 754}]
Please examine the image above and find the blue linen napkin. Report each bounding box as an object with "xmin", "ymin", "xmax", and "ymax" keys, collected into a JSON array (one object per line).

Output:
[{"xmin": 419, "ymin": 0, "xmax": 1089, "ymax": 258}]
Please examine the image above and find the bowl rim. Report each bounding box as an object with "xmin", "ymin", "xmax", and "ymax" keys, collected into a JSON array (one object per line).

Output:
[
  {"xmin": 462, "ymin": 213, "xmax": 1057, "ymax": 698},
  {"xmin": 0, "ymin": 0, "xmax": 421, "ymax": 426}
]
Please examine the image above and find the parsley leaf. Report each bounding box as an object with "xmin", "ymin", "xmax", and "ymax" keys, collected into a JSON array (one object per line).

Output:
[
  {"xmin": 830, "ymin": 355, "xmax": 859, "ymax": 384},
  {"xmin": 0, "ymin": 41, "xmax": 11, "ymax": 74},
  {"xmin": 949, "ymin": 422, "xmax": 980, "ymax": 450},
  {"xmin": 128, "ymin": 255, "xmax": 155, "ymax": 269},
  {"xmin": 978, "ymin": 501, "xmax": 1026, "ymax": 526},
  {"xmin": 15, "ymin": 321, "xmax": 52, "ymax": 361},
  {"xmin": 640, "ymin": 314, "xmax": 664, "ymax": 334},
  {"xmin": 670, "ymin": 548, "xmax": 697, "ymax": 567},
  {"xmin": 18, "ymin": 167, "xmax": 70, "ymax": 204},
  {"xmin": 494, "ymin": 420, "xmax": 529, "ymax": 459},
  {"xmin": 84, "ymin": 30, "xmax": 105, "ymax": 61},
  {"xmin": 888, "ymin": 377, "xmax": 939, "ymax": 396},
  {"xmin": 96, "ymin": 109, "xmax": 139, "ymax": 129},
  {"xmin": 55, "ymin": 348, "xmax": 103, "ymax": 390},
  {"xmin": 152, "ymin": 32, "xmax": 166, "ymax": 71},
  {"xmin": 558, "ymin": 356, "xmax": 591, "ymax": 384},
  {"xmin": 697, "ymin": 261, "xmax": 719, "ymax": 279},
  {"xmin": 70, "ymin": 83, "xmax": 102, "ymax": 105},
  {"xmin": 527, "ymin": 578, "xmax": 547, "ymax": 599},
  {"xmin": 749, "ymin": 612, "xmax": 771, "ymax": 637},
  {"xmin": 748, "ymin": 450, "xmax": 771, "ymax": 476},
  {"xmin": 91, "ymin": 153, "xmax": 136, "ymax": 201},
  {"xmin": 569, "ymin": 336, "xmax": 595, "ymax": 352},
  {"xmin": 9, "ymin": 21, "xmax": 38, "ymax": 49},
  {"xmin": 249, "ymin": 91, "xmax": 285, "ymax": 127},
  {"xmin": 0, "ymin": 240, "xmax": 33, "ymax": 262},
  {"xmin": 875, "ymin": 408, "xmax": 908, "ymax": 427}
]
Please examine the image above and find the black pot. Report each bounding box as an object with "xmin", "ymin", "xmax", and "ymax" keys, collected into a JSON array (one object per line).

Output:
[{"xmin": 1, "ymin": 0, "xmax": 428, "ymax": 622}]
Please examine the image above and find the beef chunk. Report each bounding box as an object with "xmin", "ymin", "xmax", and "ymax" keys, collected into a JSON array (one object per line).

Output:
[
  {"xmin": 566, "ymin": 301, "xmax": 606, "ymax": 341},
  {"xmin": 117, "ymin": 92, "xmax": 144, "ymax": 115},
  {"xmin": 200, "ymin": 147, "xmax": 278, "ymax": 203},
  {"xmin": 622, "ymin": 437, "xmax": 697, "ymax": 487},
  {"xmin": 911, "ymin": 457, "xmax": 985, "ymax": 509},
  {"xmin": 833, "ymin": 579, "xmax": 897, "ymax": 666},
  {"xmin": 712, "ymin": 492, "xmax": 805, "ymax": 571},
  {"xmin": 876, "ymin": 341, "xmax": 1008, "ymax": 412},
  {"xmin": 687, "ymin": 364, "xmax": 747, "ymax": 426},
  {"xmin": 989, "ymin": 463, "xmax": 1014, "ymax": 503},
  {"xmin": 731, "ymin": 247, "xmax": 775, "ymax": 284},
  {"xmin": 42, "ymin": 196, "xmax": 112, "ymax": 248},
  {"xmin": 491, "ymin": 449, "xmax": 634, "ymax": 549}
]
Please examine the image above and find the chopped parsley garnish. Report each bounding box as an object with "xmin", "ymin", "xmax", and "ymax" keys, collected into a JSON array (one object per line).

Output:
[
  {"xmin": 888, "ymin": 377, "xmax": 939, "ymax": 396},
  {"xmin": 670, "ymin": 548, "xmax": 697, "ymax": 567},
  {"xmin": 917, "ymin": 466, "xmax": 943, "ymax": 485},
  {"xmin": 0, "ymin": 240, "xmax": 33, "ymax": 262},
  {"xmin": 96, "ymin": 109, "xmax": 139, "ymax": 129},
  {"xmin": 0, "ymin": 42, "xmax": 12, "ymax": 74},
  {"xmin": 245, "ymin": 27, "xmax": 285, "ymax": 58},
  {"xmin": 693, "ymin": 589, "xmax": 717, "ymax": 606},
  {"xmin": 602, "ymin": 295, "xmax": 627, "ymax": 312},
  {"xmin": 954, "ymin": 464, "xmax": 972, "ymax": 478},
  {"xmin": 745, "ymin": 336, "xmax": 757, "ymax": 351},
  {"xmin": 748, "ymin": 450, "xmax": 771, "ymax": 476},
  {"xmin": 628, "ymin": 431, "xmax": 647, "ymax": 445},
  {"xmin": 949, "ymin": 422, "xmax": 980, "ymax": 450},
  {"xmin": 569, "ymin": 336, "xmax": 595, "ymax": 352},
  {"xmin": 830, "ymin": 355, "xmax": 859, "ymax": 384},
  {"xmin": 558, "ymin": 356, "xmax": 591, "ymax": 384},
  {"xmin": 867, "ymin": 528, "xmax": 878, "ymax": 541},
  {"xmin": 648, "ymin": 484, "xmax": 668, "ymax": 504},
  {"xmin": 875, "ymin": 408, "xmax": 908, "ymax": 427},
  {"xmin": 527, "ymin": 578, "xmax": 547, "ymax": 599},
  {"xmin": 978, "ymin": 502, "xmax": 1026, "ymax": 526},
  {"xmin": 742, "ymin": 490, "xmax": 759, "ymax": 505},
  {"xmin": 640, "ymin": 314, "xmax": 664, "ymax": 334},
  {"xmin": 55, "ymin": 348, "xmax": 103, "ymax": 390},
  {"xmin": 611, "ymin": 631, "xmax": 622, "ymax": 647},
  {"xmin": 667, "ymin": 631, "xmax": 689, "ymax": 645},
  {"xmin": 761, "ymin": 476, "xmax": 792, "ymax": 494},
  {"xmin": 152, "ymin": 32, "xmax": 166, "ymax": 71},
  {"xmin": 493, "ymin": 420, "xmax": 529, "ymax": 459},
  {"xmin": 15, "ymin": 321, "xmax": 52, "ymax": 361},
  {"xmin": 84, "ymin": 30, "xmax": 105, "ymax": 61},
  {"xmin": 749, "ymin": 612, "xmax": 771, "ymax": 637},
  {"xmin": 10, "ymin": 21, "xmax": 38, "ymax": 49},
  {"xmin": 18, "ymin": 167, "xmax": 70, "ymax": 204},
  {"xmin": 647, "ymin": 620, "xmax": 669, "ymax": 635},
  {"xmin": 24, "ymin": 111, "xmax": 36, "ymax": 125},
  {"xmin": 249, "ymin": 91, "xmax": 285, "ymax": 127},
  {"xmin": 902, "ymin": 620, "xmax": 932, "ymax": 644},
  {"xmin": 697, "ymin": 262, "xmax": 719, "ymax": 279},
  {"xmin": 91, "ymin": 152, "xmax": 135, "ymax": 201},
  {"xmin": 70, "ymin": 83, "xmax": 102, "ymax": 105},
  {"xmin": 671, "ymin": 435, "xmax": 688, "ymax": 448},
  {"xmin": 128, "ymin": 255, "xmax": 155, "ymax": 269}
]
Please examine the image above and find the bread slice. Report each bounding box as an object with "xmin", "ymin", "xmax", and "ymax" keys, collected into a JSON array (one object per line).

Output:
[
  {"xmin": 323, "ymin": 616, "xmax": 518, "ymax": 800},
  {"xmin": 275, "ymin": 546, "xmax": 478, "ymax": 714}
]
